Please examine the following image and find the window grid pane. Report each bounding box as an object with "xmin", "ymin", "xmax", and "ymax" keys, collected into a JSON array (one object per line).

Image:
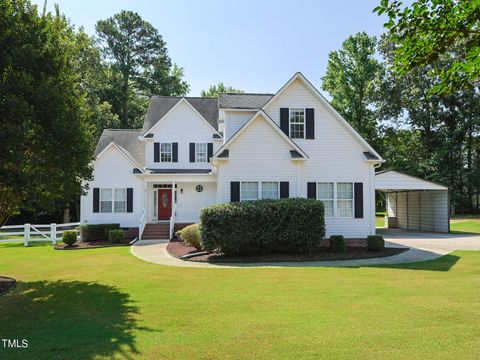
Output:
[
  {"xmin": 261, "ymin": 182, "xmax": 278, "ymax": 199},
  {"xmin": 337, "ymin": 183, "xmax": 353, "ymax": 217},
  {"xmin": 160, "ymin": 143, "xmax": 172, "ymax": 162},
  {"xmin": 290, "ymin": 108, "xmax": 305, "ymax": 139},
  {"xmin": 240, "ymin": 182, "xmax": 258, "ymax": 201},
  {"xmin": 195, "ymin": 143, "xmax": 207, "ymax": 162},
  {"xmin": 100, "ymin": 189, "xmax": 112, "ymax": 213},
  {"xmin": 318, "ymin": 183, "xmax": 334, "ymax": 217},
  {"xmin": 114, "ymin": 189, "xmax": 127, "ymax": 213}
]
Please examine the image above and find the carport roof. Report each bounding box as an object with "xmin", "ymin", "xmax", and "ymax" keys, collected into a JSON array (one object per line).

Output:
[{"xmin": 375, "ymin": 170, "xmax": 448, "ymax": 191}]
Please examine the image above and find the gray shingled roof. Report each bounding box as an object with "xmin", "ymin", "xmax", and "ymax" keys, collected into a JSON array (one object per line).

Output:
[
  {"xmin": 218, "ymin": 93, "xmax": 274, "ymax": 109},
  {"xmin": 95, "ymin": 129, "xmax": 145, "ymax": 167},
  {"xmin": 141, "ymin": 97, "xmax": 218, "ymax": 135}
]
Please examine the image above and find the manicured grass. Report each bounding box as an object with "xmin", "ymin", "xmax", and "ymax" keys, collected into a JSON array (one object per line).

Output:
[
  {"xmin": 375, "ymin": 216, "xmax": 385, "ymax": 228},
  {"xmin": 450, "ymin": 217, "xmax": 480, "ymax": 234},
  {"xmin": 0, "ymin": 244, "xmax": 479, "ymax": 359}
]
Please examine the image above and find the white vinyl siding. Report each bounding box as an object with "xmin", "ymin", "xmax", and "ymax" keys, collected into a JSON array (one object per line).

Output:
[
  {"xmin": 337, "ymin": 182, "xmax": 353, "ymax": 218},
  {"xmin": 160, "ymin": 143, "xmax": 172, "ymax": 162},
  {"xmin": 195, "ymin": 143, "xmax": 207, "ymax": 163},
  {"xmin": 261, "ymin": 182, "xmax": 279, "ymax": 199},
  {"xmin": 318, "ymin": 183, "xmax": 334, "ymax": 217},
  {"xmin": 289, "ymin": 108, "xmax": 305, "ymax": 139}
]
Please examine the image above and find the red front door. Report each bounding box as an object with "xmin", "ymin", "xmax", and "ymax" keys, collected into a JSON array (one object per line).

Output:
[{"xmin": 158, "ymin": 189, "xmax": 172, "ymax": 220}]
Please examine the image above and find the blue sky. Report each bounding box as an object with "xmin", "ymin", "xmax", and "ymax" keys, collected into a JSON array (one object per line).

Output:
[{"xmin": 34, "ymin": 0, "xmax": 391, "ymax": 96}]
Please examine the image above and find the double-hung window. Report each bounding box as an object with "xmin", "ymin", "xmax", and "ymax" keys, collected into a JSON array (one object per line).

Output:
[
  {"xmin": 261, "ymin": 182, "xmax": 279, "ymax": 199},
  {"xmin": 337, "ymin": 182, "xmax": 353, "ymax": 217},
  {"xmin": 318, "ymin": 183, "xmax": 334, "ymax": 217},
  {"xmin": 160, "ymin": 143, "xmax": 172, "ymax": 162},
  {"xmin": 289, "ymin": 108, "xmax": 305, "ymax": 139},
  {"xmin": 240, "ymin": 182, "xmax": 259, "ymax": 201},
  {"xmin": 100, "ymin": 188, "xmax": 127, "ymax": 213},
  {"xmin": 195, "ymin": 143, "xmax": 207, "ymax": 163}
]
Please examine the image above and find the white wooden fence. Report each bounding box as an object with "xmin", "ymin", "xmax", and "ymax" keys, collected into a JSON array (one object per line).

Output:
[{"xmin": 0, "ymin": 222, "xmax": 80, "ymax": 246}]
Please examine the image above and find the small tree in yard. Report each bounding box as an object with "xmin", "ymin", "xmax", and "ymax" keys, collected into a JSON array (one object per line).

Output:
[{"xmin": 0, "ymin": 0, "xmax": 95, "ymax": 227}]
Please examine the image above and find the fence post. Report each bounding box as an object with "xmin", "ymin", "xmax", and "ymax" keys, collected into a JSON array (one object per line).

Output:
[
  {"xmin": 50, "ymin": 223, "xmax": 57, "ymax": 245},
  {"xmin": 24, "ymin": 223, "xmax": 30, "ymax": 247}
]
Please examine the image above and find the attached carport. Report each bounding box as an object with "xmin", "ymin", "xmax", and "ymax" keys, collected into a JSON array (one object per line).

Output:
[{"xmin": 375, "ymin": 170, "xmax": 449, "ymax": 233}]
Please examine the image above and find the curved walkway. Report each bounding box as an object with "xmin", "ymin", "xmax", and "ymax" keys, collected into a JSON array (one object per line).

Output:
[{"xmin": 130, "ymin": 230, "xmax": 480, "ymax": 268}]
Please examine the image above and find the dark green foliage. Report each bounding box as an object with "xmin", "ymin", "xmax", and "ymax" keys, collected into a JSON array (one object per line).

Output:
[
  {"xmin": 329, "ymin": 235, "xmax": 346, "ymax": 253},
  {"xmin": 367, "ymin": 235, "xmax": 385, "ymax": 251},
  {"xmin": 62, "ymin": 230, "xmax": 77, "ymax": 246},
  {"xmin": 78, "ymin": 224, "xmax": 120, "ymax": 242},
  {"xmin": 201, "ymin": 83, "xmax": 244, "ymax": 97},
  {"xmin": 109, "ymin": 229, "xmax": 125, "ymax": 244},
  {"xmin": 200, "ymin": 198, "xmax": 325, "ymax": 256},
  {"xmin": 176, "ymin": 224, "xmax": 201, "ymax": 250}
]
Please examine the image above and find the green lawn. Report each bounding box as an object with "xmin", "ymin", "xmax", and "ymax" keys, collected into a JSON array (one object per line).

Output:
[
  {"xmin": 1, "ymin": 243, "xmax": 479, "ymax": 359},
  {"xmin": 450, "ymin": 218, "xmax": 480, "ymax": 234}
]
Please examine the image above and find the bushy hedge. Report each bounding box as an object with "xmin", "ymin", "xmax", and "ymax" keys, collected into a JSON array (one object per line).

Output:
[
  {"xmin": 200, "ymin": 198, "xmax": 325, "ymax": 255},
  {"xmin": 109, "ymin": 229, "xmax": 125, "ymax": 243},
  {"xmin": 367, "ymin": 235, "xmax": 385, "ymax": 251},
  {"xmin": 176, "ymin": 224, "xmax": 201, "ymax": 250},
  {"xmin": 78, "ymin": 224, "xmax": 120, "ymax": 242},
  {"xmin": 329, "ymin": 235, "xmax": 346, "ymax": 253},
  {"xmin": 62, "ymin": 230, "xmax": 77, "ymax": 246}
]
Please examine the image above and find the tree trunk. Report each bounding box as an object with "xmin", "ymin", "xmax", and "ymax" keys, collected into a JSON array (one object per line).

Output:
[
  {"xmin": 63, "ymin": 206, "xmax": 70, "ymax": 224},
  {"xmin": 0, "ymin": 187, "xmax": 21, "ymax": 227},
  {"xmin": 122, "ymin": 71, "xmax": 129, "ymax": 128}
]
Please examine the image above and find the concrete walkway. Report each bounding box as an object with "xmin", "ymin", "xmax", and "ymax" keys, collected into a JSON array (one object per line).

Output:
[{"xmin": 130, "ymin": 230, "xmax": 480, "ymax": 268}]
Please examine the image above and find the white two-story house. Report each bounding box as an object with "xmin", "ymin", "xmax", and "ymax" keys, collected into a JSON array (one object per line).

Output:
[{"xmin": 82, "ymin": 72, "xmax": 449, "ymax": 240}]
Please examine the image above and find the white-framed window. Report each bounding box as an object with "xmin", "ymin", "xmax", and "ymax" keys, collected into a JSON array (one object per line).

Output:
[
  {"xmin": 240, "ymin": 182, "xmax": 259, "ymax": 201},
  {"xmin": 100, "ymin": 188, "xmax": 127, "ymax": 213},
  {"xmin": 261, "ymin": 182, "xmax": 279, "ymax": 199},
  {"xmin": 318, "ymin": 183, "xmax": 334, "ymax": 217},
  {"xmin": 114, "ymin": 189, "xmax": 127, "ymax": 213},
  {"xmin": 289, "ymin": 108, "xmax": 305, "ymax": 139},
  {"xmin": 100, "ymin": 189, "xmax": 113, "ymax": 213},
  {"xmin": 195, "ymin": 143, "xmax": 207, "ymax": 163},
  {"xmin": 160, "ymin": 143, "xmax": 172, "ymax": 162},
  {"xmin": 337, "ymin": 182, "xmax": 353, "ymax": 217}
]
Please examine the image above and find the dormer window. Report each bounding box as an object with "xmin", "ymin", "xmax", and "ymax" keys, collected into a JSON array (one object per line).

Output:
[
  {"xmin": 289, "ymin": 108, "xmax": 305, "ymax": 139},
  {"xmin": 160, "ymin": 143, "xmax": 172, "ymax": 162}
]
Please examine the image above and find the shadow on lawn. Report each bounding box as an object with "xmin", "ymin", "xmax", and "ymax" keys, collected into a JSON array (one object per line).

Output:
[
  {"xmin": 0, "ymin": 280, "xmax": 157, "ymax": 360},
  {"xmin": 368, "ymin": 253, "xmax": 461, "ymax": 272}
]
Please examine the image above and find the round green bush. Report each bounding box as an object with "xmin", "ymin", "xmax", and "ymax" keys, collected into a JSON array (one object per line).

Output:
[
  {"xmin": 367, "ymin": 235, "xmax": 385, "ymax": 251},
  {"xmin": 63, "ymin": 230, "xmax": 77, "ymax": 246},
  {"xmin": 176, "ymin": 224, "xmax": 201, "ymax": 250},
  {"xmin": 109, "ymin": 229, "xmax": 125, "ymax": 244},
  {"xmin": 329, "ymin": 235, "xmax": 346, "ymax": 253}
]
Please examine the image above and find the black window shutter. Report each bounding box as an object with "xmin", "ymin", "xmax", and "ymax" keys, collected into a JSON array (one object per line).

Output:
[
  {"xmin": 127, "ymin": 188, "xmax": 133, "ymax": 213},
  {"xmin": 307, "ymin": 182, "xmax": 316, "ymax": 199},
  {"xmin": 306, "ymin": 108, "xmax": 315, "ymax": 139},
  {"xmin": 207, "ymin": 143, "xmax": 213, "ymax": 162},
  {"xmin": 280, "ymin": 108, "xmax": 289, "ymax": 136},
  {"xmin": 172, "ymin": 143, "xmax": 178, "ymax": 162},
  {"xmin": 93, "ymin": 188, "xmax": 99, "ymax": 213},
  {"xmin": 230, "ymin": 182, "xmax": 240, "ymax": 202},
  {"xmin": 280, "ymin": 182, "xmax": 289, "ymax": 198},
  {"xmin": 154, "ymin": 142, "xmax": 160, "ymax": 163},
  {"xmin": 354, "ymin": 183, "xmax": 363, "ymax": 218},
  {"xmin": 189, "ymin": 143, "xmax": 195, "ymax": 162}
]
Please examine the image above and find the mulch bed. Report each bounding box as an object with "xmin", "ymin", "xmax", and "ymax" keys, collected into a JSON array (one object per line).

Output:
[
  {"xmin": 54, "ymin": 239, "xmax": 131, "ymax": 250},
  {"xmin": 166, "ymin": 239, "xmax": 408, "ymax": 263},
  {"xmin": 0, "ymin": 276, "xmax": 16, "ymax": 295}
]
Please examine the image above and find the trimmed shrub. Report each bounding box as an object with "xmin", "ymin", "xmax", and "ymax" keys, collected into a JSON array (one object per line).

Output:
[
  {"xmin": 367, "ymin": 235, "xmax": 385, "ymax": 251},
  {"xmin": 63, "ymin": 230, "xmax": 77, "ymax": 246},
  {"xmin": 176, "ymin": 224, "xmax": 201, "ymax": 250},
  {"xmin": 329, "ymin": 235, "xmax": 346, "ymax": 253},
  {"xmin": 78, "ymin": 224, "xmax": 120, "ymax": 242},
  {"xmin": 200, "ymin": 198, "xmax": 325, "ymax": 255},
  {"xmin": 109, "ymin": 229, "xmax": 125, "ymax": 243}
]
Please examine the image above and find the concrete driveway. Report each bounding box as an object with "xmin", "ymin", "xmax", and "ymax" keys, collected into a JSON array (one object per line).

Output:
[{"xmin": 130, "ymin": 229, "xmax": 480, "ymax": 268}]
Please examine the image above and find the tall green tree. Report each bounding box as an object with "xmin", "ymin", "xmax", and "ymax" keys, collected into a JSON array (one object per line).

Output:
[
  {"xmin": 321, "ymin": 32, "xmax": 384, "ymax": 145},
  {"xmin": 374, "ymin": 0, "xmax": 480, "ymax": 95},
  {"xmin": 201, "ymin": 83, "xmax": 244, "ymax": 97},
  {"xmin": 96, "ymin": 11, "xmax": 189, "ymax": 128},
  {"xmin": 0, "ymin": 0, "xmax": 94, "ymax": 226}
]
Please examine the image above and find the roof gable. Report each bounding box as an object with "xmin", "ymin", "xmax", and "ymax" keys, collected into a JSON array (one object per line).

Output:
[
  {"xmin": 212, "ymin": 110, "xmax": 308, "ymax": 160},
  {"xmin": 141, "ymin": 96, "xmax": 219, "ymax": 135},
  {"xmin": 262, "ymin": 72, "xmax": 383, "ymax": 161},
  {"xmin": 95, "ymin": 129, "xmax": 145, "ymax": 168}
]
